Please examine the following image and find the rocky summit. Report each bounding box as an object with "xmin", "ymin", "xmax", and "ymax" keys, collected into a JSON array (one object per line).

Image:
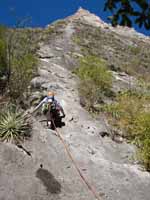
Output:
[{"xmin": 0, "ymin": 8, "xmax": 150, "ymax": 200}]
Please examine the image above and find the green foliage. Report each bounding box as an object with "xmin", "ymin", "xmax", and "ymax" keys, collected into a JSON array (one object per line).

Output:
[
  {"xmin": 74, "ymin": 56, "xmax": 113, "ymax": 111},
  {"xmin": 0, "ymin": 26, "xmax": 8, "ymax": 94},
  {"xmin": 128, "ymin": 45, "xmax": 141, "ymax": 55},
  {"xmin": 133, "ymin": 113, "xmax": 150, "ymax": 140},
  {"xmin": 104, "ymin": 90, "xmax": 150, "ymax": 170},
  {"xmin": 139, "ymin": 138, "xmax": 150, "ymax": 170},
  {"xmin": 44, "ymin": 27, "xmax": 55, "ymax": 36},
  {"xmin": 73, "ymin": 35, "xmax": 82, "ymax": 45},
  {"xmin": 76, "ymin": 56, "xmax": 112, "ymax": 90},
  {"xmin": 72, "ymin": 23, "xmax": 150, "ymax": 81},
  {"xmin": 138, "ymin": 79, "xmax": 150, "ymax": 93},
  {"xmin": 104, "ymin": 0, "xmax": 150, "ymax": 29},
  {"xmin": 8, "ymin": 29, "xmax": 38, "ymax": 59},
  {"xmin": 0, "ymin": 26, "xmax": 38, "ymax": 100},
  {"xmin": 0, "ymin": 25, "xmax": 7, "ymax": 77},
  {"xmin": 133, "ymin": 112, "xmax": 150, "ymax": 170},
  {"xmin": 104, "ymin": 91, "xmax": 149, "ymax": 136},
  {"xmin": 53, "ymin": 19, "xmax": 67, "ymax": 28},
  {"xmin": 9, "ymin": 54, "xmax": 37, "ymax": 99},
  {"xmin": 0, "ymin": 105, "xmax": 31, "ymax": 143},
  {"xmin": 78, "ymin": 79, "xmax": 101, "ymax": 111},
  {"xmin": 0, "ymin": 24, "xmax": 39, "ymax": 98}
]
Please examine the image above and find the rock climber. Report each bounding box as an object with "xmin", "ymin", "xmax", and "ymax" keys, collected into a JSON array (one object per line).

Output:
[{"xmin": 31, "ymin": 91, "xmax": 65, "ymax": 128}]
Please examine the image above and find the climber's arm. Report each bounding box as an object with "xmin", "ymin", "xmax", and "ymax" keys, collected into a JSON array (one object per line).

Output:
[
  {"xmin": 55, "ymin": 100, "xmax": 65, "ymax": 117},
  {"xmin": 32, "ymin": 97, "xmax": 47, "ymax": 113},
  {"xmin": 60, "ymin": 106, "xmax": 65, "ymax": 117}
]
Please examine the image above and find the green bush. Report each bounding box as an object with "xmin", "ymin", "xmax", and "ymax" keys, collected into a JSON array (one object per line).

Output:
[
  {"xmin": 132, "ymin": 112, "xmax": 150, "ymax": 170},
  {"xmin": 128, "ymin": 45, "xmax": 141, "ymax": 55},
  {"xmin": 0, "ymin": 25, "xmax": 7, "ymax": 77},
  {"xmin": 74, "ymin": 55, "xmax": 113, "ymax": 111},
  {"xmin": 104, "ymin": 91, "xmax": 150, "ymax": 170},
  {"xmin": 138, "ymin": 138, "xmax": 150, "ymax": 171},
  {"xmin": 104, "ymin": 91, "xmax": 149, "ymax": 136},
  {"xmin": 9, "ymin": 53, "xmax": 37, "ymax": 100},
  {"xmin": 78, "ymin": 79, "xmax": 101, "ymax": 111},
  {"xmin": 0, "ymin": 105, "xmax": 31, "ymax": 143},
  {"xmin": 0, "ymin": 26, "xmax": 8, "ymax": 94},
  {"xmin": 0, "ymin": 25, "xmax": 38, "ymax": 99},
  {"xmin": 76, "ymin": 56, "xmax": 112, "ymax": 89}
]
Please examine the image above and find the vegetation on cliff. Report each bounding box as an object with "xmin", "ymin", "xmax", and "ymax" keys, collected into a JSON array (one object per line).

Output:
[
  {"xmin": 103, "ymin": 90, "xmax": 150, "ymax": 170},
  {"xmin": 74, "ymin": 55, "xmax": 113, "ymax": 111},
  {"xmin": 0, "ymin": 24, "xmax": 37, "ymax": 143}
]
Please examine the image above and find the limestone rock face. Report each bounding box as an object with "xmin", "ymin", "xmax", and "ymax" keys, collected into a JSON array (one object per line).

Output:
[
  {"xmin": 69, "ymin": 7, "xmax": 109, "ymax": 28},
  {"xmin": 0, "ymin": 8, "xmax": 150, "ymax": 200},
  {"xmin": 69, "ymin": 7, "xmax": 150, "ymax": 41}
]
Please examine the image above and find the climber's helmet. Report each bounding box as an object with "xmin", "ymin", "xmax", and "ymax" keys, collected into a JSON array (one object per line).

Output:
[
  {"xmin": 48, "ymin": 91, "xmax": 55, "ymax": 97},
  {"xmin": 47, "ymin": 91, "xmax": 55, "ymax": 101}
]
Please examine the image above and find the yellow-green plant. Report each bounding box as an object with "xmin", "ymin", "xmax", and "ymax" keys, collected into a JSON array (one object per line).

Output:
[
  {"xmin": 105, "ymin": 91, "xmax": 149, "ymax": 137},
  {"xmin": 0, "ymin": 105, "xmax": 31, "ymax": 143},
  {"xmin": 74, "ymin": 55, "xmax": 113, "ymax": 111},
  {"xmin": 78, "ymin": 79, "xmax": 100, "ymax": 111},
  {"xmin": 9, "ymin": 53, "xmax": 37, "ymax": 99},
  {"xmin": 76, "ymin": 56, "xmax": 112, "ymax": 89},
  {"xmin": 0, "ymin": 25, "xmax": 7, "ymax": 77},
  {"xmin": 133, "ymin": 112, "xmax": 150, "ymax": 170},
  {"xmin": 104, "ymin": 91, "xmax": 150, "ymax": 170}
]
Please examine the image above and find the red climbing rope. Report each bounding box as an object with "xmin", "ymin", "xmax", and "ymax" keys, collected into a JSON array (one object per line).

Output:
[{"xmin": 51, "ymin": 118, "xmax": 102, "ymax": 200}]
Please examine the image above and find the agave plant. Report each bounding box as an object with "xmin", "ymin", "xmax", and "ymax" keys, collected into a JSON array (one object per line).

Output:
[{"xmin": 0, "ymin": 105, "xmax": 31, "ymax": 143}]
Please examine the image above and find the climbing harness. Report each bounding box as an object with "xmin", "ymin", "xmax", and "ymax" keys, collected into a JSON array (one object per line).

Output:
[{"xmin": 51, "ymin": 118, "xmax": 102, "ymax": 200}]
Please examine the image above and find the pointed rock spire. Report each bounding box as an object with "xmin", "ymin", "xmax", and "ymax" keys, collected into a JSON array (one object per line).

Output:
[{"xmin": 69, "ymin": 7, "xmax": 109, "ymax": 28}]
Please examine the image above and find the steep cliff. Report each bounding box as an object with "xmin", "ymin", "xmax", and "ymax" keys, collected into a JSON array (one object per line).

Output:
[{"xmin": 0, "ymin": 8, "xmax": 150, "ymax": 200}]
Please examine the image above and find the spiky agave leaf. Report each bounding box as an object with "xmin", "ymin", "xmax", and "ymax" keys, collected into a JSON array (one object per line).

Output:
[{"xmin": 0, "ymin": 106, "xmax": 31, "ymax": 143}]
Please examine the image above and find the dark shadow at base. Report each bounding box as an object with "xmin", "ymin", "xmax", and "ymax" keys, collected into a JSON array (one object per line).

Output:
[{"xmin": 36, "ymin": 168, "xmax": 61, "ymax": 194}]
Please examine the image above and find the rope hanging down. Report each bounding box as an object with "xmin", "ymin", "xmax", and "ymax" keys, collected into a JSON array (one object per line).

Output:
[{"xmin": 51, "ymin": 119, "xmax": 102, "ymax": 200}]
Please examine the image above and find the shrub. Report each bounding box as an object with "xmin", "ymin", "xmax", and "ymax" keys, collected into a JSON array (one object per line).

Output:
[
  {"xmin": 104, "ymin": 91, "xmax": 149, "ymax": 136},
  {"xmin": 76, "ymin": 56, "xmax": 112, "ymax": 89},
  {"xmin": 131, "ymin": 112, "xmax": 150, "ymax": 170},
  {"xmin": 9, "ymin": 53, "xmax": 37, "ymax": 100},
  {"xmin": 0, "ymin": 26, "xmax": 7, "ymax": 93},
  {"xmin": 138, "ymin": 138, "xmax": 150, "ymax": 171},
  {"xmin": 0, "ymin": 26, "xmax": 38, "ymax": 100},
  {"xmin": 0, "ymin": 105, "xmax": 31, "ymax": 143},
  {"xmin": 74, "ymin": 55, "xmax": 113, "ymax": 111},
  {"xmin": 78, "ymin": 79, "xmax": 101, "ymax": 111},
  {"xmin": 104, "ymin": 91, "xmax": 150, "ymax": 170},
  {"xmin": 0, "ymin": 39, "xmax": 7, "ymax": 77},
  {"xmin": 128, "ymin": 45, "xmax": 141, "ymax": 55},
  {"xmin": 0, "ymin": 26, "xmax": 7, "ymax": 75},
  {"xmin": 0, "ymin": 25, "xmax": 38, "ymax": 99}
]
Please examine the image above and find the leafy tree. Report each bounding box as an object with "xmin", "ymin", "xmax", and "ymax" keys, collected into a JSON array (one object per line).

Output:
[{"xmin": 104, "ymin": 0, "xmax": 150, "ymax": 29}]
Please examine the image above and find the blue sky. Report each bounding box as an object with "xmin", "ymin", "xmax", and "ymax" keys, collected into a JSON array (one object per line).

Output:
[{"xmin": 0, "ymin": 0, "xmax": 149, "ymax": 36}]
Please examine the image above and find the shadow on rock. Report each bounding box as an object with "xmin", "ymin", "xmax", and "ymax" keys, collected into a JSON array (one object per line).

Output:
[
  {"xmin": 54, "ymin": 119, "xmax": 65, "ymax": 128},
  {"xmin": 36, "ymin": 168, "xmax": 61, "ymax": 194}
]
